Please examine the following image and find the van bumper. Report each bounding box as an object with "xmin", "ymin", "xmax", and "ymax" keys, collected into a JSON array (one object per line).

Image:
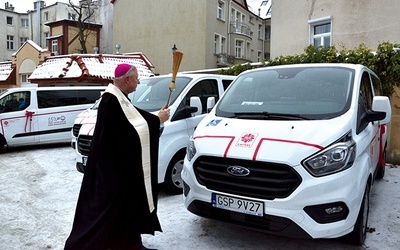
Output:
[
  {"xmin": 182, "ymin": 158, "xmax": 367, "ymax": 239},
  {"xmin": 186, "ymin": 198, "xmax": 312, "ymax": 239}
]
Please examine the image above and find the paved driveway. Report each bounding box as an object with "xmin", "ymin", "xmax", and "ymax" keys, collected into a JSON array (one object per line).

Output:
[{"xmin": 0, "ymin": 144, "xmax": 399, "ymax": 250}]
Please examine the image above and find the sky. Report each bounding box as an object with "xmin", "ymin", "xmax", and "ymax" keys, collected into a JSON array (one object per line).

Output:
[
  {"xmin": 2, "ymin": 0, "xmax": 266, "ymax": 14},
  {"xmin": 0, "ymin": 0, "xmax": 71, "ymax": 13}
]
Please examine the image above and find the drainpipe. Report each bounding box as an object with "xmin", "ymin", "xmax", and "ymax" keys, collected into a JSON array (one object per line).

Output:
[
  {"xmin": 228, "ymin": 0, "xmax": 232, "ymax": 58},
  {"xmin": 37, "ymin": 0, "xmax": 41, "ymax": 46},
  {"xmin": 29, "ymin": 11, "xmax": 33, "ymax": 40}
]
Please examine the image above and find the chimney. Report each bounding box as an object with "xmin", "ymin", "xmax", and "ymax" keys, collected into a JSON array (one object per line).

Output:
[
  {"xmin": 34, "ymin": 0, "xmax": 46, "ymax": 10},
  {"xmin": 5, "ymin": 2, "xmax": 15, "ymax": 11}
]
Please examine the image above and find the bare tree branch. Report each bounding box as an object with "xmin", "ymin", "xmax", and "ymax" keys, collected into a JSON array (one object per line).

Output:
[{"xmin": 68, "ymin": 0, "xmax": 99, "ymax": 53}]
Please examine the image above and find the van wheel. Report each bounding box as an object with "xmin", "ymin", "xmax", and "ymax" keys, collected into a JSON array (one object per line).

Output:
[
  {"xmin": 376, "ymin": 146, "xmax": 386, "ymax": 179},
  {"xmin": 346, "ymin": 184, "xmax": 370, "ymax": 246},
  {"xmin": 164, "ymin": 151, "xmax": 185, "ymax": 195},
  {"xmin": 0, "ymin": 137, "xmax": 5, "ymax": 153}
]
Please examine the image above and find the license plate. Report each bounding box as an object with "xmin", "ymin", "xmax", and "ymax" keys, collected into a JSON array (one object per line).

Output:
[
  {"xmin": 82, "ymin": 157, "xmax": 88, "ymax": 166},
  {"xmin": 212, "ymin": 193, "xmax": 264, "ymax": 217}
]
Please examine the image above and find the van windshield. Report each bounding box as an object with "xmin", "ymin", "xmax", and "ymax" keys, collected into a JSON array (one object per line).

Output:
[
  {"xmin": 216, "ymin": 66, "xmax": 354, "ymax": 120},
  {"xmin": 90, "ymin": 76, "xmax": 192, "ymax": 112},
  {"xmin": 129, "ymin": 76, "xmax": 192, "ymax": 111}
]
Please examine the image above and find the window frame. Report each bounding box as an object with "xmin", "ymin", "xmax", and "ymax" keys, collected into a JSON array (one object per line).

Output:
[
  {"xmin": 308, "ymin": 16, "xmax": 332, "ymax": 48},
  {"xmin": 7, "ymin": 35, "xmax": 14, "ymax": 50},
  {"xmin": 6, "ymin": 16, "xmax": 13, "ymax": 25},
  {"xmin": 217, "ymin": 0, "xmax": 225, "ymax": 21},
  {"xmin": 52, "ymin": 40, "xmax": 58, "ymax": 54},
  {"xmin": 21, "ymin": 18, "xmax": 29, "ymax": 27},
  {"xmin": 235, "ymin": 39, "xmax": 244, "ymax": 58},
  {"xmin": 20, "ymin": 37, "xmax": 28, "ymax": 47},
  {"xmin": 214, "ymin": 33, "xmax": 226, "ymax": 54},
  {"xmin": 68, "ymin": 12, "xmax": 76, "ymax": 20}
]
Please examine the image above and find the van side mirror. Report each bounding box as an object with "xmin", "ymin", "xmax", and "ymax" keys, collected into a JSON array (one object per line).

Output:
[
  {"xmin": 189, "ymin": 96, "xmax": 202, "ymax": 116},
  {"xmin": 206, "ymin": 97, "xmax": 216, "ymax": 113},
  {"xmin": 365, "ymin": 110, "xmax": 386, "ymax": 123},
  {"xmin": 372, "ymin": 96, "xmax": 392, "ymax": 124}
]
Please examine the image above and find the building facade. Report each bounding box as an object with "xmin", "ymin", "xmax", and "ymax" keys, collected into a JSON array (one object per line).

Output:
[
  {"xmin": 0, "ymin": 0, "xmax": 112, "ymax": 86},
  {"xmin": 269, "ymin": 0, "xmax": 400, "ymax": 168},
  {"xmin": 270, "ymin": 0, "xmax": 400, "ymax": 58},
  {"xmin": 0, "ymin": 1, "xmax": 75, "ymax": 61},
  {"xmin": 112, "ymin": 0, "xmax": 271, "ymax": 75}
]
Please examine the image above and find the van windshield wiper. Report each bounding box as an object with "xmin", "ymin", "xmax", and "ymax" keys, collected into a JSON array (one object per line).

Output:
[{"xmin": 232, "ymin": 112, "xmax": 310, "ymax": 120}]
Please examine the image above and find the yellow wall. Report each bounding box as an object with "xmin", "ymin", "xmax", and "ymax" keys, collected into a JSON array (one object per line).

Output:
[
  {"xmin": 68, "ymin": 26, "xmax": 98, "ymax": 54},
  {"xmin": 387, "ymin": 87, "xmax": 400, "ymax": 163},
  {"xmin": 11, "ymin": 41, "xmax": 51, "ymax": 87}
]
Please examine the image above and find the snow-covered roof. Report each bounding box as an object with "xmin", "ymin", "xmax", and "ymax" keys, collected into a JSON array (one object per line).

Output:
[
  {"xmin": 11, "ymin": 40, "xmax": 49, "ymax": 57},
  {"xmin": 29, "ymin": 53, "xmax": 155, "ymax": 81}
]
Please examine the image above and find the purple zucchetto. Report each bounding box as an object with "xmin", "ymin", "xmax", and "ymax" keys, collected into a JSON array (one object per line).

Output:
[{"xmin": 114, "ymin": 63, "xmax": 132, "ymax": 78}]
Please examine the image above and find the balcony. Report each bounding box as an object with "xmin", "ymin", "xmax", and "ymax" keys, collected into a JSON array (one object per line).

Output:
[
  {"xmin": 230, "ymin": 21, "xmax": 251, "ymax": 37},
  {"xmin": 216, "ymin": 53, "xmax": 235, "ymax": 66}
]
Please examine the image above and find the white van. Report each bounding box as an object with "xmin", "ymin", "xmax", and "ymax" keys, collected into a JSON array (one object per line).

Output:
[
  {"xmin": 0, "ymin": 86, "xmax": 105, "ymax": 151},
  {"xmin": 182, "ymin": 64, "xmax": 391, "ymax": 245},
  {"xmin": 73, "ymin": 73, "xmax": 235, "ymax": 194}
]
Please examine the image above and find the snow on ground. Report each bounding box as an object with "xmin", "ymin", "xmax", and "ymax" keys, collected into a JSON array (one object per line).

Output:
[{"xmin": 0, "ymin": 144, "xmax": 399, "ymax": 250}]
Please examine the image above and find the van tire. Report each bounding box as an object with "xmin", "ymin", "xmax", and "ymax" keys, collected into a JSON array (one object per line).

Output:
[
  {"xmin": 164, "ymin": 151, "xmax": 185, "ymax": 195},
  {"xmin": 376, "ymin": 145, "xmax": 387, "ymax": 179},
  {"xmin": 346, "ymin": 183, "xmax": 370, "ymax": 246},
  {"xmin": 0, "ymin": 136, "xmax": 5, "ymax": 153},
  {"xmin": 376, "ymin": 162, "xmax": 385, "ymax": 180}
]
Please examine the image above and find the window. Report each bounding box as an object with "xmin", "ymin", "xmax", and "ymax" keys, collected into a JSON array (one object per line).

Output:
[
  {"xmin": 265, "ymin": 25, "xmax": 271, "ymax": 41},
  {"xmin": 68, "ymin": 13, "xmax": 76, "ymax": 20},
  {"xmin": 235, "ymin": 11, "xmax": 245, "ymax": 32},
  {"xmin": 357, "ymin": 71, "xmax": 374, "ymax": 133},
  {"xmin": 214, "ymin": 34, "xmax": 218, "ymax": 54},
  {"xmin": 185, "ymin": 80, "xmax": 219, "ymax": 114},
  {"xmin": 7, "ymin": 35, "xmax": 14, "ymax": 50},
  {"xmin": 258, "ymin": 24, "xmax": 262, "ymax": 39},
  {"xmin": 217, "ymin": 0, "xmax": 225, "ymax": 20},
  {"xmin": 221, "ymin": 37, "xmax": 226, "ymax": 54},
  {"xmin": 371, "ymin": 74, "xmax": 382, "ymax": 96},
  {"xmin": 21, "ymin": 18, "xmax": 29, "ymax": 27},
  {"xmin": 20, "ymin": 37, "xmax": 28, "ymax": 47},
  {"xmin": 21, "ymin": 74, "xmax": 30, "ymax": 84},
  {"xmin": 246, "ymin": 41, "xmax": 251, "ymax": 59},
  {"xmin": 44, "ymin": 12, "xmax": 49, "ymax": 21},
  {"xmin": 309, "ymin": 16, "xmax": 332, "ymax": 48},
  {"xmin": 0, "ymin": 91, "xmax": 31, "ymax": 113},
  {"xmin": 214, "ymin": 34, "xmax": 226, "ymax": 54},
  {"xmin": 37, "ymin": 90, "xmax": 103, "ymax": 109},
  {"xmin": 52, "ymin": 40, "xmax": 58, "ymax": 54},
  {"xmin": 6, "ymin": 16, "xmax": 13, "ymax": 25},
  {"xmin": 235, "ymin": 40, "xmax": 243, "ymax": 58},
  {"xmin": 258, "ymin": 51, "xmax": 262, "ymax": 62}
]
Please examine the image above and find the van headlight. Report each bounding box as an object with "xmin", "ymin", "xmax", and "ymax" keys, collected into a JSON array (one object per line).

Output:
[
  {"xmin": 186, "ymin": 136, "xmax": 196, "ymax": 162},
  {"xmin": 302, "ymin": 134, "xmax": 356, "ymax": 177}
]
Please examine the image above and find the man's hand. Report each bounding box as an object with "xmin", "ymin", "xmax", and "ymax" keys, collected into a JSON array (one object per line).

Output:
[{"xmin": 158, "ymin": 104, "xmax": 170, "ymax": 123}]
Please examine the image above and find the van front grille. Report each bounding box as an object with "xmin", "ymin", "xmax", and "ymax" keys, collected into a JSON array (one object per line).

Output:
[
  {"xmin": 72, "ymin": 124, "xmax": 82, "ymax": 137},
  {"xmin": 77, "ymin": 135, "xmax": 92, "ymax": 156},
  {"xmin": 193, "ymin": 156, "xmax": 302, "ymax": 200}
]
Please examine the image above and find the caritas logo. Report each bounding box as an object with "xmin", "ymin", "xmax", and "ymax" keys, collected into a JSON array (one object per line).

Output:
[{"xmin": 236, "ymin": 133, "xmax": 258, "ymax": 147}]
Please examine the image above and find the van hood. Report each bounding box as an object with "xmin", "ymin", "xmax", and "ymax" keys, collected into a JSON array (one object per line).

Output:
[
  {"xmin": 74, "ymin": 108, "xmax": 98, "ymax": 126},
  {"xmin": 194, "ymin": 114, "xmax": 353, "ymax": 166},
  {"xmin": 75, "ymin": 108, "xmax": 159, "ymax": 136}
]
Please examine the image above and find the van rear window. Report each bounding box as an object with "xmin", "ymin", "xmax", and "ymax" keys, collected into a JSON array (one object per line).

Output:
[{"xmin": 37, "ymin": 89, "xmax": 102, "ymax": 108}]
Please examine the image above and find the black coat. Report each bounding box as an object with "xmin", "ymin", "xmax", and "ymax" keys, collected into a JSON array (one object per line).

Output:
[{"xmin": 65, "ymin": 92, "xmax": 162, "ymax": 250}]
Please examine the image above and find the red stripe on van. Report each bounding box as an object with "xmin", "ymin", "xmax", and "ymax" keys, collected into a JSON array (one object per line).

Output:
[
  {"xmin": 253, "ymin": 138, "xmax": 323, "ymax": 161},
  {"xmin": 193, "ymin": 135, "xmax": 236, "ymax": 158},
  {"xmin": 0, "ymin": 108, "xmax": 86, "ymax": 138}
]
